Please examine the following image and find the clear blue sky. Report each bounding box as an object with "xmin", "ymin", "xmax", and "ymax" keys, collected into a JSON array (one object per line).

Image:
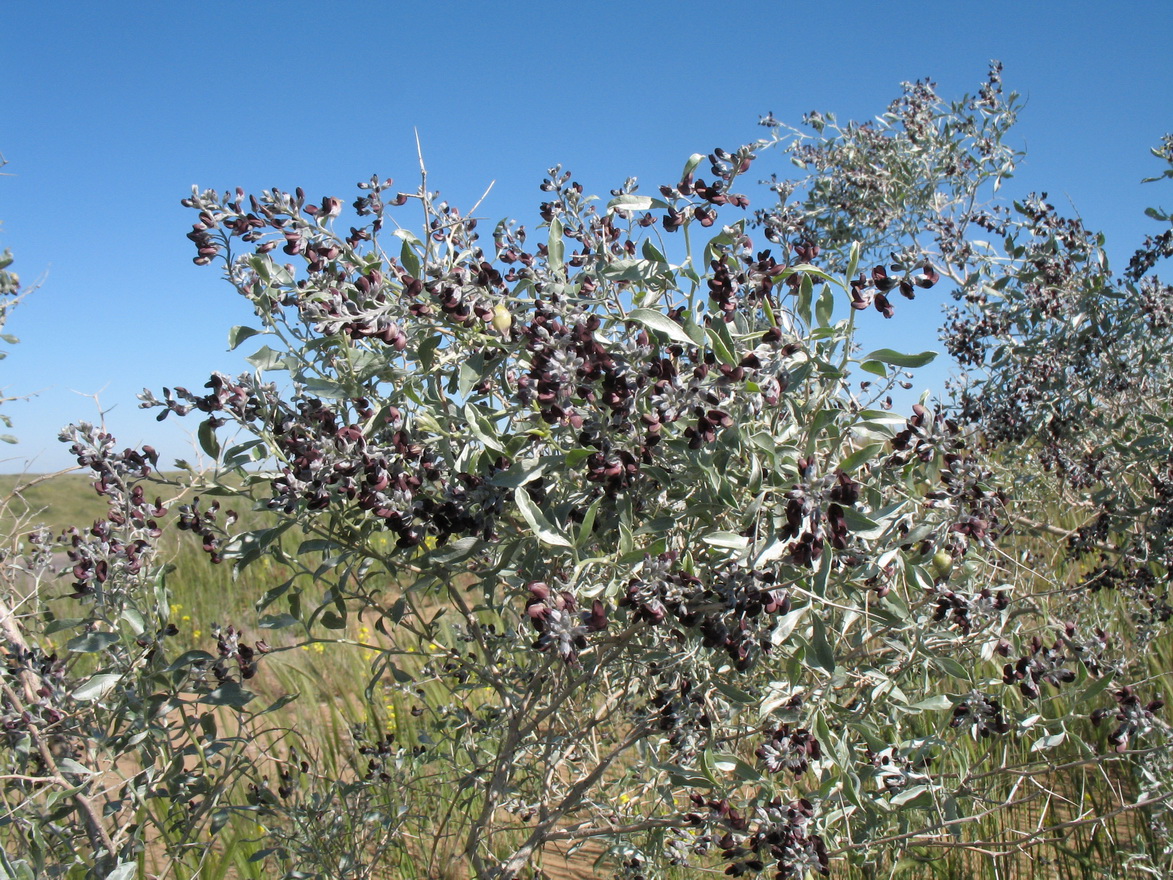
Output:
[{"xmin": 2, "ymin": 0, "xmax": 1171, "ymax": 473}]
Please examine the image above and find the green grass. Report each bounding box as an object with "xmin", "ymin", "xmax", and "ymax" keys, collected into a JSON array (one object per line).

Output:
[{"xmin": 0, "ymin": 471, "xmax": 113, "ymax": 537}]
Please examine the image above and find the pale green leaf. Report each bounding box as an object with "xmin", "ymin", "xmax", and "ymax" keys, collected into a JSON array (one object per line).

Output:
[
  {"xmin": 627, "ymin": 308, "xmax": 696, "ymax": 347},
  {"xmin": 606, "ymin": 194, "xmax": 669, "ymax": 214},
  {"xmin": 228, "ymin": 325, "xmax": 261, "ymax": 351},
  {"xmin": 73, "ymin": 673, "xmax": 121, "ymax": 702},
  {"xmin": 514, "ymin": 487, "xmax": 572, "ymax": 547},
  {"xmin": 862, "ymin": 349, "xmax": 938, "ymax": 368}
]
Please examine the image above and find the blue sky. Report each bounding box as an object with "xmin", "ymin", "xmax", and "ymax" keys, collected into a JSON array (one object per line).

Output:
[{"xmin": 2, "ymin": 0, "xmax": 1171, "ymax": 473}]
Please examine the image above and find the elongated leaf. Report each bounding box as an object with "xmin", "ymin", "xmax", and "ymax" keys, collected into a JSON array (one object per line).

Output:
[
  {"xmin": 57, "ymin": 757, "xmax": 94, "ymax": 777},
  {"xmin": 298, "ymin": 538, "xmax": 340, "ymax": 555},
  {"xmin": 771, "ymin": 605, "xmax": 808, "ymax": 647},
  {"xmin": 932, "ymin": 656, "xmax": 971, "ymax": 681},
  {"xmin": 198, "ymin": 419, "xmax": 220, "ymax": 460},
  {"xmin": 73, "ymin": 673, "xmax": 121, "ymax": 702},
  {"xmin": 547, "ymin": 217, "xmax": 564, "ymax": 274},
  {"xmin": 166, "ymin": 650, "xmax": 217, "ymax": 672},
  {"xmin": 514, "ymin": 487, "xmax": 572, "ymax": 547},
  {"xmin": 838, "ymin": 443, "xmax": 882, "ymax": 474},
  {"xmin": 563, "ymin": 448, "xmax": 595, "ymax": 468},
  {"xmin": 809, "ymin": 613, "xmax": 836, "ymax": 674},
  {"xmin": 259, "ymin": 613, "xmax": 301, "ymax": 629},
  {"xmin": 788, "ymin": 263, "xmax": 839, "ymax": 284},
  {"xmin": 862, "ymin": 349, "xmax": 937, "ymax": 368},
  {"xmin": 600, "ymin": 259, "xmax": 664, "ymax": 283},
  {"xmin": 890, "ymin": 784, "xmax": 935, "ymax": 809},
  {"xmin": 627, "ymin": 308, "xmax": 696, "ymax": 347},
  {"xmin": 705, "ymin": 325, "xmax": 737, "ymax": 367},
  {"xmin": 201, "ymin": 681, "xmax": 256, "ymax": 709},
  {"xmin": 223, "ymin": 522, "xmax": 294, "ymax": 574},
  {"xmin": 427, "ymin": 535, "xmax": 481, "ymax": 565},
  {"xmin": 576, "ymin": 496, "xmax": 602, "ymax": 548},
  {"xmin": 464, "ymin": 403, "xmax": 506, "ymax": 455},
  {"xmin": 606, "ymin": 194, "xmax": 670, "ymax": 214},
  {"xmin": 1031, "ymin": 731, "xmax": 1067, "ymax": 752},
  {"xmin": 845, "ymin": 241, "xmax": 861, "ymax": 286},
  {"xmin": 228, "ymin": 325, "xmax": 261, "ymax": 351},
  {"xmin": 702, "ymin": 531, "xmax": 748, "ymax": 550},
  {"xmin": 812, "ymin": 545, "xmax": 832, "ymax": 597},
  {"xmin": 713, "ymin": 680, "xmax": 757, "ymax": 705},
  {"xmin": 1075, "ymin": 672, "xmax": 1115, "ymax": 705},
  {"xmin": 797, "ymin": 274, "xmax": 813, "ymax": 326},
  {"xmin": 911, "ymin": 694, "xmax": 954, "ymax": 712},
  {"xmin": 664, "ymin": 765, "xmax": 709, "ymax": 788},
  {"xmin": 642, "ymin": 238, "xmax": 668, "ymax": 263},
  {"xmin": 457, "ymin": 357, "xmax": 483, "ymax": 398},
  {"xmin": 490, "ymin": 458, "xmax": 546, "ymax": 488},
  {"xmin": 66, "ymin": 632, "xmax": 119, "ymax": 653},
  {"xmin": 417, "ymin": 333, "xmax": 441, "ymax": 372},
  {"xmin": 121, "ymin": 607, "xmax": 145, "ymax": 636},
  {"xmin": 400, "ymin": 238, "xmax": 422, "ymax": 278},
  {"xmin": 44, "ymin": 617, "xmax": 85, "ymax": 636},
  {"xmin": 681, "ymin": 153, "xmax": 706, "ymax": 180},
  {"xmin": 815, "ymin": 285, "xmax": 834, "ymax": 327},
  {"xmin": 303, "ymin": 378, "xmax": 350, "ymax": 399},
  {"xmin": 843, "ymin": 507, "xmax": 886, "ymax": 541}
]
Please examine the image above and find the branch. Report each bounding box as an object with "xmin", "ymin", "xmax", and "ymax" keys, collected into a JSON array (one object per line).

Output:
[
  {"xmin": 0, "ymin": 600, "xmax": 117, "ymax": 872},
  {"xmin": 1007, "ymin": 513, "xmax": 1116, "ymax": 553},
  {"xmin": 498, "ymin": 723, "xmax": 654, "ymax": 879}
]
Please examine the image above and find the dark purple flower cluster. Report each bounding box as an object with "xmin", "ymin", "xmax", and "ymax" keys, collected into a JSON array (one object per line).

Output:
[
  {"xmin": 524, "ymin": 582, "xmax": 607, "ymax": 663},
  {"xmin": 1092, "ymin": 687, "xmax": 1165, "ymax": 752},
  {"xmin": 930, "ymin": 584, "xmax": 1008, "ymax": 634},
  {"xmin": 622, "ymin": 552, "xmax": 702, "ymax": 626},
  {"xmin": 864, "ymin": 745, "xmax": 930, "ymax": 792},
  {"xmin": 708, "ymin": 797, "xmax": 829, "ymax": 879},
  {"xmin": 623, "ymin": 555, "xmax": 791, "ymax": 672},
  {"xmin": 298, "ymin": 267, "xmax": 411, "ymax": 350},
  {"xmin": 890, "ymin": 404, "xmax": 950, "ymax": 466},
  {"xmin": 262, "ymin": 400, "xmax": 478, "ymax": 550},
  {"xmin": 209, "ymin": 623, "xmax": 268, "ymax": 682},
  {"xmin": 171, "ymin": 178, "xmax": 843, "ymax": 586},
  {"xmin": 1082, "ymin": 558, "xmax": 1172, "ymax": 637},
  {"xmin": 181, "ymin": 184, "xmax": 474, "ymax": 348},
  {"xmin": 175, "ymin": 496, "xmax": 236, "ymax": 565},
  {"xmin": 685, "ymin": 793, "xmax": 749, "ymax": 832},
  {"xmin": 275, "ymin": 749, "xmax": 312, "ymax": 798},
  {"xmin": 1003, "ymin": 634, "xmax": 1077, "ymax": 699},
  {"xmin": 756, "ymin": 725, "xmax": 821, "ymax": 776},
  {"xmin": 658, "ymin": 146, "xmax": 755, "ymax": 219},
  {"xmin": 146, "ymin": 371, "xmax": 272, "ymax": 425},
  {"xmin": 781, "ymin": 463, "xmax": 862, "ymax": 568},
  {"xmin": 950, "ymin": 692, "xmax": 1010, "ymax": 738},
  {"xmin": 890, "ymin": 405, "xmax": 1007, "ymax": 564},
  {"xmin": 1058, "ymin": 621, "xmax": 1111, "ymax": 677},
  {"xmin": 848, "ymin": 263, "xmax": 939, "ymax": 318},
  {"xmin": 518, "ymin": 308, "xmax": 620, "ymax": 430},
  {"xmin": 356, "ymin": 732, "xmax": 401, "ymax": 783},
  {"xmin": 943, "ymin": 192, "xmax": 1145, "ymax": 451},
  {"xmin": 58, "ymin": 424, "xmax": 167, "ymax": 596},
  {"xmin": 750, "ymin": 799, "xmax": 830, "ymax": 879},
  {"xmin": 650, "ymin": 677, "xmax": 712, "ymax": 758},
  {"xmin": 2, "ymin": 644, "xmax": 67, "ymax": 734}
]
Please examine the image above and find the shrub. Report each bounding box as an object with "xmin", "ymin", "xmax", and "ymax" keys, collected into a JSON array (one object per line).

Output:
[{"xmin": 3, "ymin": 67, "xmax": 1171, "ymax": 880}]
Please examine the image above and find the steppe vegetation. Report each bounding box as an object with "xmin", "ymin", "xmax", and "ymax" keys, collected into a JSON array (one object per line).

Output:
[{"xmin": 2, "ymin": 66, "xmax": 1172, "ymax": 879}]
